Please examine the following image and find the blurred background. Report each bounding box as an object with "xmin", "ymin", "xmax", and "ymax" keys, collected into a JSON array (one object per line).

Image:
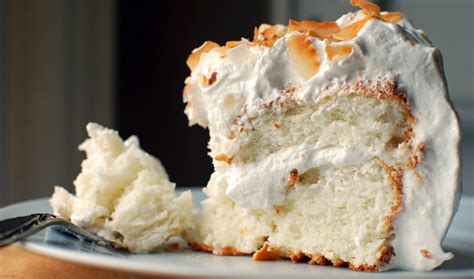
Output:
[{"xmin": 0, "ymin": 0, "xmax": 472, "ymax": 207}]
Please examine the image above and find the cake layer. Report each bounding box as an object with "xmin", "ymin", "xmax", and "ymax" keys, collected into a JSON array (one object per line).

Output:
[
  {"xmin": 211, "ymin": 86, "xmax": 413, "ymax": 166},
  {"xmin": 270, "ymin": 159, "xmax": 399, "ymax": 269},
  {"xmin": 193, "ymin": 158, "xmax": 400, "ymax": 270},
  {"xmin": 190, "ymin": 172, "xmax": 272, "ymax": 254},
  {"xmin": 51, "ymin": 123, "xmax": 194, "ymax": 253}
]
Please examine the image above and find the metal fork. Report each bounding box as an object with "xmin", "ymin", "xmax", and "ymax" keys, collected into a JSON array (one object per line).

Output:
[{"xmin": 0, "ymin": 213, "xmax": 114, "ymax": 247}]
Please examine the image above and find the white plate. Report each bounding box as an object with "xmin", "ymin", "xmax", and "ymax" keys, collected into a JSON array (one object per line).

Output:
[{"xmin": 0, "ymin": 188, "xmax": 473, "ymax": 278}]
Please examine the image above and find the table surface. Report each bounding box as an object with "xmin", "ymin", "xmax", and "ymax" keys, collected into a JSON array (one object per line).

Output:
[{"xmin": 0, "ymin": 245, "xmax": 175, "ymax": 279}]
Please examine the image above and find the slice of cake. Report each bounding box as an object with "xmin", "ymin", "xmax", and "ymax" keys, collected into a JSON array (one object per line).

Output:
[
  {"xmin": 183, "ymin": 0, "xmax": 461, "ymax": 271},
  {"xmin": 50, "ymin": 123, "xmax": 194, "ymax": 253}
]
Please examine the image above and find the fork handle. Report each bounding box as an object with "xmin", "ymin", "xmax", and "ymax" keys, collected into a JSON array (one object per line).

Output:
[{"xmin": 0, "ymin": 213, "xmax": 66, "ymax": 246}]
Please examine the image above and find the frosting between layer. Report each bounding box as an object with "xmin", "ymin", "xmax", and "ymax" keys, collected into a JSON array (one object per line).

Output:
[{"xmin": 225, "ymin": 145, "xmax": 373, "ymax": 210}]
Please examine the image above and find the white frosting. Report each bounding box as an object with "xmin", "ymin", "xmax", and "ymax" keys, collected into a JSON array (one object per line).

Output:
[
  {"xmin": 184, "ymin": 11, "xmax": 461, "ymax": 271},
  {"xmin": 226, "ymin": 145, "xmax": 372, "ymax": 210}
]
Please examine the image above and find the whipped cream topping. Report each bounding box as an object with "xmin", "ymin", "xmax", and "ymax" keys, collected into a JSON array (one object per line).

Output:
[{"xmin": 184, "ymin": 10, "xmax": 461, "ymax": 271}]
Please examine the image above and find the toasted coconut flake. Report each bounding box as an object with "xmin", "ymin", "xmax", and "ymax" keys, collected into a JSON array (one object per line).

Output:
[
  {"xmin": 381, "ymin": 12, "xmax": 403, "ymax": 23},
  {"xmin": 264, "ymin": 37, "xmax": 278, "ymax": 47},
  {"xmin": 351, "ymin": 0, "xmax": 380, "ymax": 16},
  {"xmin": 257, "ymin": 23, "xmax": 272, "ymax": 33},
  {"xmin": 186, "ymin": 41, "xmax": 220, "ymax": 71},
  {"xmin": 288, "ymin": 20, "xmax": 340, "ymax": 38},
  {"xmin": 254, "ymin": 23, "xmax": 286, "ymax": 47},
  {"xmin": 253, "ymin": 26, "xmax": 260, "ymax": 41},
  {"xmin": 263, "ymin": 25, "xmax": 281, "ymax": 39},
  {"xmin": 288, "ymin": 34, "xmax": 320, "ymax": 80},
  {"xmin": 332, "ymin": 16, "xmax": 373, "ymax": 41},
  {"xmin": 226, "ymin": 40, "xmax": 242, "ymax": 49},
  {"xmin": 325, "ymin": 44, "xmax": 353, "ymax": 61}
]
